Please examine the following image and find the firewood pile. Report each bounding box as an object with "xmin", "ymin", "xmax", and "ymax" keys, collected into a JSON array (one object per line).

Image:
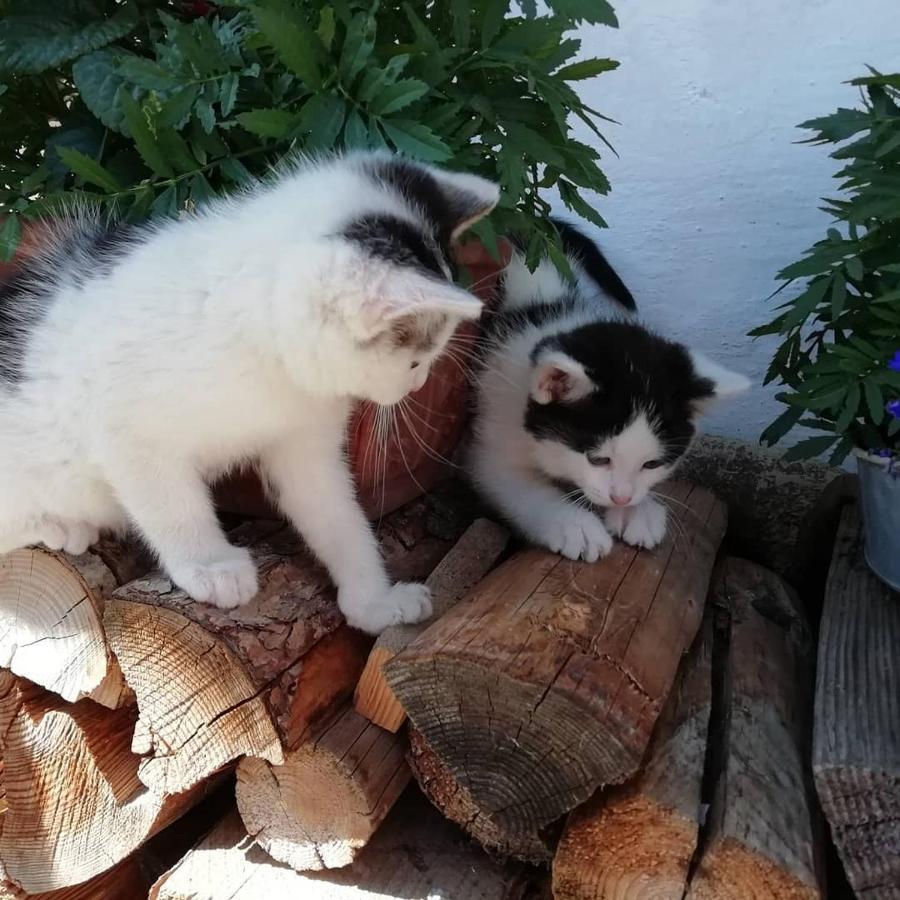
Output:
[{"xmin": 0, "ymin": 480, "xmax": 835, "ymax": 899}]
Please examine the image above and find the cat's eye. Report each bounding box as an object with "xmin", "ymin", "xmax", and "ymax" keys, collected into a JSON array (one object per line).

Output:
[
  {"xmin": 643, "ymin": 459, "xmax": 664, "ymax": 470},
  {"xmin": 410, "ymin": 361, "xmax": 421, "ymax": 370},
  {"xmin": 588, "ymin": 455, "xmax": 611, "ymax": 467}
]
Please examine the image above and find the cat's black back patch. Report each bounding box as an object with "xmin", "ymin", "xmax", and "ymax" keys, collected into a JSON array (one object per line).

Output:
[
  {"xmin": 0, "ymin": 220, "xmax": 147, "ymax": 384},
  {"xmin": 525, "ymin": 321, "xmax": 715, "ymax": 462},
  {"xmin": 342, "ymin": 213, "xmax": 447, "ymax": 279}
]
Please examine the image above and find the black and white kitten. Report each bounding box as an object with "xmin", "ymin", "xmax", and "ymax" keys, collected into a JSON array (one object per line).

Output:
[{"xmin": 467, "ymin": 221, "xmax": 749, "ymax": 561}]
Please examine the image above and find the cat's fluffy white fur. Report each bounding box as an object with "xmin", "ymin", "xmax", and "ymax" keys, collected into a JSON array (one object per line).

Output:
[
  {"xmin": 0, "ymin": 151, "xmax": 498, "ymax": 633},
  {"xmin": 468, "ymin": 230, "xmax": 749, "ymax": 561}
]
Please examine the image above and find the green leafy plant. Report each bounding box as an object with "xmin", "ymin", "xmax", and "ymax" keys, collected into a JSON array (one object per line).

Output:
[
  {"xmin": 752, "ymin": 70, "xmax": 900, "ymax": 464},
  {"xmin": 0, "ymin": 0, "xmax": 621, "ymax": 267}
]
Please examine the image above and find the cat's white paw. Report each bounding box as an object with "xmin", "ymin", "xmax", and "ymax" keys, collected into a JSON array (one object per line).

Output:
[
  {"xmin": 38, "ymin": 518, "xmax": 100, "ymax": 555},
  {"xmin": 537, "ymin": 507, "xmax": 613, "ymax": 563},
  {"xmin": 339, "ymin": 582, "xmax": 433, "ymax": 634},
  {"xmin": 606, "ymin": 498, "xmax": 668, "ymax": 550},
  {"xmin": 170, "ymin": 547, "xmax": 259, "ymax": 609}
]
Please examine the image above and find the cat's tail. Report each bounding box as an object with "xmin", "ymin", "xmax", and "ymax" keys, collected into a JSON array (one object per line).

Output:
[{"xmin": 501, "ymin": 218, "xmax": 636, "ymax": 312}]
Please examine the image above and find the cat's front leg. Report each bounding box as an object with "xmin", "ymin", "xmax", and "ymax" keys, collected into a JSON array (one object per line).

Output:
[
  {"xmin": 473, "ymin": 460, "xmax": 613, "ymax": 562},
  {"xmin": 106, "ymin": 453, "xmax": 257, "ymax": 609},
  {"xmin": 605, "ymin": 495, "xmax": 668, "ymax": 550},
  {"xmin": 261, "ymin": 424, "xmax": 432, "ymax": 635}
]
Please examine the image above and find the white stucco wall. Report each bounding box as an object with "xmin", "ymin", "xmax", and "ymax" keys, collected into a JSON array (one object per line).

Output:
[{"xmin": 570, "ymin": 0, "xmax": 899, "ymax": 442}]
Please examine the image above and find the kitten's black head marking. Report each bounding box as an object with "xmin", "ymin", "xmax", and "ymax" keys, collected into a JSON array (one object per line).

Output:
[
  {"xmin": 524, "ymin": 320, "xmax": 715, "ymax": 461},
  {"xmin": 342, "ymin": 214, "xmax": 447, "ymax": 279}
]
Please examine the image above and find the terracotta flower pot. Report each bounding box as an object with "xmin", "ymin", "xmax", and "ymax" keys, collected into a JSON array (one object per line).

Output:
[{"xmin": 216, "ymin": 238, "xmax": 512, "ymax": 519}]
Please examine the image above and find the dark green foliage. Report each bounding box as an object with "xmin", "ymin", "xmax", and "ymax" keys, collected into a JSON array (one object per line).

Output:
[
  {"xmin": 0, "ymin": 0, "xmax": 620, "ymax": 269},
  {"xmin": 753, "ymin": 71, "xmax": 900, "ymax": 463}
]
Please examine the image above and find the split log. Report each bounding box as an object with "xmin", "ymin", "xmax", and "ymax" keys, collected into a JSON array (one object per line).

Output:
[
  {"xmin": 552, "ymin": 611, "xmax": 716, "ymax": 899},
  {"xmin": 813, "ymin": 503, "xmax": 900, "ymax": 898},
  {"xmin": 0, "ymin": 856, "xmax": 149, "ymax": 900},
  {"xmin": 237, "ymin": 704, "xmax": 408, "ymax": 870},
  {"xmin": 354, "ymin": 517, "xmax": 510, "ymax": 731},
  {"xmin": 390, "ymin": 482, "xmax": 726, "ymax": 861},
  {"xmin": 688, "ymin": 558, "xmax": 821, "ymax": 900},
  {"xmin": 104, "ymin": 497, "xmax": 456, "ymax": 796},
  {"xmin": 152, "ymin": 791, "xmax": 542, "ymax": 900},
  {"xmin": 236, "ymin": 519, "xmax": 508, "ymax": 871},
  {"xmin": 0, "ymin": 538, "xmax": 149, "ymax": 707},
  {"xmin": 0, "ymin": 674, "xmax": 218, "ymax": 894}
]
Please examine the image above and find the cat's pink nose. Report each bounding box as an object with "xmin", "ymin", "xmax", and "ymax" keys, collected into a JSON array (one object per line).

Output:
[{"xmin": 611, "ymin": 494, "xmax": 632, "ymax": 506}]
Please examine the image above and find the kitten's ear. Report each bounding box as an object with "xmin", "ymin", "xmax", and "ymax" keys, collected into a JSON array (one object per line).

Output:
[
  {"xmin": 688, "ymin": 350, "xmax": 751, "ymax": 414},
  {"xmin": 362, "ymin": 275, "xmax": 482, "ymax": 336},
  {"xmin": 531, "ymin": 350, "xmax": 593, "ymax": 404},
  {"xmin": 430, "ymin": 169, "xmax": 500, "ymax": 241}
]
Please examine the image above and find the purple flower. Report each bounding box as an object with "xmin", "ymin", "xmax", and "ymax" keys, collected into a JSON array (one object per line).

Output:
[
  {"xmin": 889, "ymin": 350, "xmax": 900, "ymax": 373},
  {"xmin": 876, "ymin": 448, "xmax": 894, "ymax": 457},
  {"xmin": 888, "ymin": 398, "xmax": 900, "ymax": 419}
]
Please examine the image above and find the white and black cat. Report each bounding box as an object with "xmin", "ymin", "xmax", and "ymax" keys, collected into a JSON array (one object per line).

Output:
[
  {"xmin": 0, "ymin": 152, "xmax": 498, "ymax": 633},
  {"xmin": 468, "ymin": 220, "xmax": 749, "ymax": 561}
]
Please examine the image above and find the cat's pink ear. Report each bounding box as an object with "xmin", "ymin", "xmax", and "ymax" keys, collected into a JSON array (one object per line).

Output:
[
  {"xmin": 531, "ymin": 350, "xmax": 593, "ymax": 404},
  {"xmin": 361, "ymin": 275, "xmax": 482, "ymax": 336},
  {"xmin": 429, "ymin": 170, "xmax": 500, "ymax": 241}
]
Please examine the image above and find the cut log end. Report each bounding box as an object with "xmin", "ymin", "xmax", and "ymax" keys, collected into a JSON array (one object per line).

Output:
[
  {"xmin": 353, "ymin": 646, "xmax": 403, "ymax": 732},
  {"xmin": 237, "ymin": 706, "xmax": 409, "ymax": 871}
]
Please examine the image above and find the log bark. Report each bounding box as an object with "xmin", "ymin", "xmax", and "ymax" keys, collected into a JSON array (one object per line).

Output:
[
  {"xmin": 552, "ymin": 611, "xmax": 715, "ymax": 899},
  {"xmin": 0, "ymin": 538, "xmax": 148, "ymax": 707},
  {"xmin": 688, "ymin": 558, "xmax": 822, "ymax": 900},
  {"xmin": 104, "ymin": 498, "xmax": 456, "ymax": 796},
  {"xmin": 236, "ymin": 704, "xmax": 409, "ymax": 870},
  {"xmin": 813, "ymin": 503, "xmax": 900, "ymax": 899},
  {"xmin": 0, "ymin": 856, "xmax": 149, "ymax": 900},
  {"xmin": 152, "ymin": 791, "xmax": 541, "ymax": 900},
  {"xmin": 390, "ymin": 482, "xmax": 726, "ymax": 861},
  {"xmin": 354, "ymin": 518, "xmax": 510, "ymax": 731},
  {"xmin": 0, "ymin": 674, "xmax": 218, "ymax": 893}
]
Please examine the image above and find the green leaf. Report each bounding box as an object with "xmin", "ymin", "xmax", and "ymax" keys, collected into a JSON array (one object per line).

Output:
[
  {"xmin": 237, "ymin": 107, "xmax": 298, "ymax": 138},
  {"xmin": 864, "ymin": 380, "xmax": 885, "ymax": 425},
  {"xmin": 219, "ymin": 157, "xmax": 255, "ymax": 185},
  {"xmin": 254, "ymin": 7, "xmax": 322, "ymax": 89},
  {"xmin": 342, "ymin": 109, "xmax": 369, "ymax": 149},
  {"xmin": 783, "ymin": 435, "xmax": 838, "ymax": 461},
  {"xmin": 556, "ymin": 58, "xmax": 619, "ymax": 81},
  {"xmin": 558, "ymin": 180, "xmax": 607, "ymax": 230},
  {"xmin": 340, "ymin": 13, "xmax": 375, "ymax": 83},
  {"xmin": 117, "ymin": 57, "xmax": 180, "ymax": 91},
  {"xmin": 760, "ymin": 405, "xmax": 804, "ymax": 446},
  {"xmin": 151, "ymin": 184, "xmax": 178, "ymax": 218},
  {"xmin": 504, "ymin": 122, "xmax": 565, "ymax": 168},
  {"xmin": 845, "ymin": 256, "xmax": 864, "ymax": 282},
  {"xmin": 196, "ymin": 99, "xmax": 216, "ymax": 134},
  {"xmin": 494, "ymin": 20, "xmax": 562, "ymax": 55},
  {"xmin": 299, "ymin": 93, "xmax": 346, "ymax": 149},
  {"xmin": 72, "ymin": 49, "xmax": 129, "ymax": 133},
  {"xmin": 875, "ymin": 129, "xmax": 900, "ymax": 158},
  {"xmin": 781, "ymin": 277, "xmax": 830, "ymax": 330},
  {"xmin": 219, "ymin": 73, "xmax": 239, "ymax": 117},
  {"xmin": 830, "ymin": 271, "xmax": 847, "ymax": 320},
  {"xmin": 55, "ymin": 146, "xmax": 122, "ymax": 193},
  {"xmin": 480, "ymin": 0, "xmax": 510, "ymax": 48},
  {"xmin": 368, "ymin": 119, "xmax": 389, "ymax": 150},
  {"xmin": 829, "ymin": 434, "xmax": 854, "ymax": 466},
  {"xmin": 0, "ymin": 214, "xmax": 21, "ymax": 263},
  {"xmin": 120, "ymin": 92, "xmax": 173, "ymax": 178},
  {"xmin": 549, "ymin": 0, "xmax": 618, "ymax": 26},
  {"xmin": 835, "ymin": 382, "xmax": 860, "ymax": 433},
  {"xmin": 159, "ymin": 86, "xmax": 200, "ymax": 129},
  {"xmin": 0, "ymin": 2, "xmax": 139, "ymax": 74},
  {"xmin": 155, "ymin": 129, "xmax": 197, "ymax": 175},
  {"xmin": 381, "ymin": 119, "xmax": 451, "ymax": 161},
  {"xmin": 317, "ymin": 7, "xmax": 336, "ymax": 50},
  {"xmin": 450, "ymin": 0, "xmax": 471, "ymax": 49},
  {"xmin": 369, "ymin": 78, "xmax": 428, "ymax": 116}
]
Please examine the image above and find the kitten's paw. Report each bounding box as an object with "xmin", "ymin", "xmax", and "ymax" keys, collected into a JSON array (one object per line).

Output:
[
  {"xmin": 38, "ymin": 518, "xmax": 100, "ymax": 555},
  {"xmin": 340, "ymin": 582, "xmax": 433, "ymax": 634},
  {"xmin": 607, "ymin": 499, "xmax": 668, "ymax": 550},
  {"xmin": 538, "ymin": 508, "xmax": 613, "ymax": 563},
  {"xmin": 170, "ymin": 547, "xmax": 259, "ymax": 610}
]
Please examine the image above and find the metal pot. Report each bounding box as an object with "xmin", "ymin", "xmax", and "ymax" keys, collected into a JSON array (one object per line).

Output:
[{"xmin": 855, "ymin": 449, "xmax": 900, "ymax": 592}]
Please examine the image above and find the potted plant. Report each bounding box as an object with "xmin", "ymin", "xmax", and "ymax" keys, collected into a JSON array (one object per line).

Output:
[
  {"xmin": 0, "ymin": 0, "xmax": 622, "ymax": 515},
  {"xmin": 753, "ymin": 70, "xmax": 900, "ymax": 590}
]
